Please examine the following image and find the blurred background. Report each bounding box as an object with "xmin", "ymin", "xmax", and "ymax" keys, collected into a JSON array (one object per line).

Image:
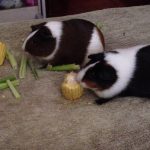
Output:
[
  {"xmin": 45, "ymin": 0, "xmax": 150, "ymax": 17},
  {"xmin": 0, "ymin": 0, "xmax": 150, "ymax": 23}
]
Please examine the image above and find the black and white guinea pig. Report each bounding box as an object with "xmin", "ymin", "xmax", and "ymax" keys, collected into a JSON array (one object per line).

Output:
[
  {"xmin": 77, "ymin": 44, "xmax": 150, "ymax": 105},
  {"xmin": 22, "ymin": 19, "xmax": 105, "ymax": 68}
]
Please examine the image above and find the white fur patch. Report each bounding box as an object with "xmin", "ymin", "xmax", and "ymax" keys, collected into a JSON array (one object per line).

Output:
[
  {"xmin": 42, "ymin": 21, "xmax": 63, "ymax": 61},
  {"xmin": 95, "ymin": 45, "xmax": 146, "ymax": 98},
  {"xmin": 22, "ymin": 30, "xmax": 38, "ymax": 50},
  {"xmin": 83, "ymin": 27, "xmax": 104, "ymax": 65}
]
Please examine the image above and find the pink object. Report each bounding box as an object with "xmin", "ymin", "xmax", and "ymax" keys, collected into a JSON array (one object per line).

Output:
[{"xmin": 25, "ymin": 0, "xmax": 38, "ymax": 6}]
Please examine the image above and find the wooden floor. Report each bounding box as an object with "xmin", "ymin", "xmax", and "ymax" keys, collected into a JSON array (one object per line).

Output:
[{"xmin": 46, "ymin": 0, "xmax": 150, "ymax": 17}]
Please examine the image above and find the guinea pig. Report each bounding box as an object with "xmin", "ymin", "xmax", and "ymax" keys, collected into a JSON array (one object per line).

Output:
[
  {"xmin": 77, "ymin": 44, "xmax": 150, "ymax": 105},
  {"xmin": 22, "ymin": 19, "xmax": 104, "ymax": 68}
]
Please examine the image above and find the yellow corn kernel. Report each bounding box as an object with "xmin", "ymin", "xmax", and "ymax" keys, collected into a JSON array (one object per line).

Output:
[
  {"xmin": 0, "ymin": 42, "xmax": 6, "ymax": 65},
  {"xmin": 61, "ymin": 72, "xmax": 83, "ymax": 100}
]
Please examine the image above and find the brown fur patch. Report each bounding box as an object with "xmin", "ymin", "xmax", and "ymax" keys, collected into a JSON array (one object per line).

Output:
[{"xmin": 49, "ymin": 19, "xmax": 95, "ymax": 65}]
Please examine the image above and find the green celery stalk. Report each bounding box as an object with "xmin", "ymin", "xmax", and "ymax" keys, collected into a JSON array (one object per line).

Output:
[
  {"xmin": 47, "ymin": 64, "xmax": 80, "ymax": 71},
  {"xmin": 19, "ymin": 55, "xmax": 27, "ymax": 79},
  {"xmin": 95, "ymin": 22, "xmax": 103, "ymax": 29},
  {"xmin": 6, "ymin": 80, "xmax": 21, "ymax": 99},
  {"xmin": 0, "ymin": 75, "xmax": 16, "ymax": 84},
  {"xmin": 0, "ymin": 80, "xmax": 19, "ymax": 90},
  {"xmin": 27, "ymin": 60, "xmax": 39, "ymax": 80},
  {"xmin": 6, "ymin": 49, "xmax": 18, "ymax": 70}
]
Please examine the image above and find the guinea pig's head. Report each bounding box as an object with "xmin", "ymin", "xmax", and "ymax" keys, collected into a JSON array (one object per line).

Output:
[
  {"xmin": 77, "ymin": 53, "xmax": 117, "ymax": 91},
  {"xmin": 22, "ymin": 22, "xmax": 56, "ymax": 58}
]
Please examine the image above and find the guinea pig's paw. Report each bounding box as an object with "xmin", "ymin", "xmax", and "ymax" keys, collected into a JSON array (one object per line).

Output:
[{"xmin": 95, "ymin": 98, "xmax": 112, "ymax": 105}]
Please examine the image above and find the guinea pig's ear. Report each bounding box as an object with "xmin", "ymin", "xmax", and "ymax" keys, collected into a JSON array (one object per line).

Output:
[
  {"xmin": 31, "ymin": 22, "xmax": 46, "ymax": 32},
  {"xmin": 88, "ymin": 53, "xmax": 104, "ymax": 61}
]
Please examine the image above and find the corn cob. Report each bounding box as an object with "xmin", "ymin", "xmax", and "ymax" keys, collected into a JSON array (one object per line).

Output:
[
  {"xmin": 0, "ymin": 42, "xmax": 6, "ymax": 65},
  {"xmin": 61, "ymin": 72, "xmax": 83, "ymax": 100}
]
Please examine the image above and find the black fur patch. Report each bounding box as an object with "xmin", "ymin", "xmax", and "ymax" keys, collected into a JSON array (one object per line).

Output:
[
  {"xmin": 88, "ymin": 53, "xmax": 105, "ymax": 61},
  {"xmin": 25, "ymin": 26, "xmax": 56, "ymax": 57},
  {"xmin": 95, "ymin": 98, "xmax": 112, "ymax": 105},
  {"xmin": 83, "ymin": 60, "xmax": 117, "ymax": 90},
  {"xmin": 85, "ymin": 53, "xmax": 105, "ymax": 67},
  {"xmin": 120, "ymin": 45, "xmax": 150, "ymax": 98},
  {"xmin": 86, "ymin": 51, "xmax": 118, "ymax": 67}
]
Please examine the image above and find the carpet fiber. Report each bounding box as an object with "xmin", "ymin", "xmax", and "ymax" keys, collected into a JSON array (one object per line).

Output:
[{"xmin": 0, "ymin": 5, "xmax": 150, "ymax": 150}]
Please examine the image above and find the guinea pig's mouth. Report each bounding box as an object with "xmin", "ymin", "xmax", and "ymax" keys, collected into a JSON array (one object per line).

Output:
[{"xmin": 82, "ymin": 79, "xmax": 100, "ymax": 90}]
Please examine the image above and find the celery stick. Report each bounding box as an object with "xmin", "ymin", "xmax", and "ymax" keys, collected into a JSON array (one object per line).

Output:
[
  {"xmin": 6, "ymin": 49, "xmax": 18, "ymax": 70},
  {"xmin": 0, "ymin": 80, "xmax": 19, "ymax": 90},
  {"xmin": 95, "ymin": 22, "xmax": 103, "ymax": 29},
  {"xmin": 0, "ymin": 75, "xmax": 16, "ymax": 84},
  {"xmin": 27, "ymin": 60, "xmax": 39, "ymax": 80},
  {"xmin": 19, "ymin": 55, "xmax": 27, "ymax": 79},
  {"xmin": 6, "ymin": 80, "xmax": 21, "ymax": 99},
  {"xmin": 47, "ymin": 64, "xmax": 80, "ymax": 71}
]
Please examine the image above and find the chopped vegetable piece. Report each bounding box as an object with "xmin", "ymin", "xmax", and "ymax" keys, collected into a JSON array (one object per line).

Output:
[
  {"xmin": 0, "ymin": 80, "xmax": 19, "ymax": 90},
  {"xmin": 27, "ymin": 60, "xmax": 39, "ymax": 79},
  {"xmin": 47, "ymin": 64, "xmax": 80, "ymax": 71},
  {"xmin": 6, "ymin": 80, "xmax": 21, "ymax": 99},
  {"xmin": 0, "ymin": 75, "xmax": 16, "ymax": 84},
  {"xmin": 19, "ymin": 55, "xmax": 27, "ymax": 79},
  {"xmin": 6, "ymin": 48, "xmax": 18, "ymax": 70}
]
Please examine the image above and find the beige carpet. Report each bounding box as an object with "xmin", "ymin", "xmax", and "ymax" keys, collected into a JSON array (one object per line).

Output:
[{"xmin": 0, "ymin": 5, "xmax": 150, "ymax": 150}]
